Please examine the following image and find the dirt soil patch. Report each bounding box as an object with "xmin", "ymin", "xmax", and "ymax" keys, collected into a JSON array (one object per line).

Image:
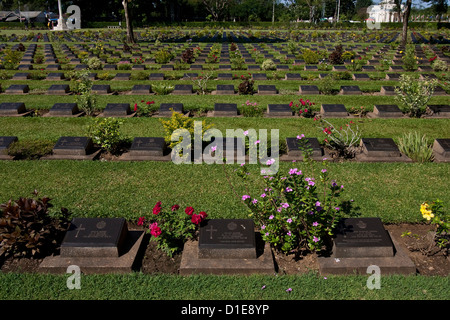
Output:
[{"xmin": 1, "ymin": 223, "xmax": 448, "ymax": 276}]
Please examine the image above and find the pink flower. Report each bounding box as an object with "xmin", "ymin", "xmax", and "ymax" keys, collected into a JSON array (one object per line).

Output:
[
  {"xmin": 149, "ymin": 222, "xmax": 161, "ymax": 238},
  {"xmin": 242, "ymin": 195, "xmax": 251, "ymax": 201},
  {"xmin": 313, "ymin": 236, "xmax": 319, "ymax": 242},
  {"xmin": 171, "ymin": 205, "xmax": 180, "ymax": 211}
]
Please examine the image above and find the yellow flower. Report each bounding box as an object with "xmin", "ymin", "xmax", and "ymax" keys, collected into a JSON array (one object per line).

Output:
[{"xmin": 420, "ymin": 202, "xmax": 434, "ymax": 221}]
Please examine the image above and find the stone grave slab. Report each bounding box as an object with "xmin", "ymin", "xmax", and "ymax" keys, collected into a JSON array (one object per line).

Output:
[
  {"xmin": 281, "ymin": 137, "xmax": 323, "ymax": 161},
  {"xmin": 356, "ymin": 138, "xmax": 411, "ymax": 162},
  {"xmin": 385, "ymin": 73, "xmax": 401, "ymax": 80},
  {"xmin": 247, "ymin": 65, "xmax": 260, "ymax": 71},
  {"xmin": 199, "ymin": 219, "xmax": 256, "ymax": 259},
  {"xmin": 42, "ymin": 136, "xmax": 100, "ymax": 160},
  {"xmin": 217, "ymin": 73, "xmax": 232, "ymax": 80},
  {"xmin": 203, "ymin": 137, "xmax": 246, "ymax": 162},
  {"xmin": 257, "ymin": 85, "xmax": 277, "ymax": 95},
  {"xmin": 276, "ymin": 65, "xmax": 289, "ymax": 71},
  {"xmin": 160, "ymin": 65, "xmax": 174, "ymax": 71},
  {"xmin": 213, "ymin": 103, "xmax": 238, "ymax": 117},
  {"xmin": 159, "ymin": 103, "xmax": 184, "ymax": 117},
  {"xmin": 183, "ymin": 73, "xmax": 198, "ymax": 80},
  {"xmin": 39, "ymin": 218, "xmax": 145, "ymax": 274},
  {"xmin": 47, "ymin": 103, "xmax": 83, "ymax": 117},
  {"xmin": 5, "ymin": 84, "xmax": 29, "ymax": 94},
  {"xmin": 320, "ymin": 104, "xmax": 348, "ymax": 117},
  {"xmin": 100, "ymin": 103, "xmax": 135, "ymax": 118},
  {"xmin": 389, "ymin": 66, "xmax": 404, "ymax": 72},
  {"xmin": 45, "ymin": 73, "xmax": 65, "ymax": 80},
  {"xmin": 432, "ymin": 139, "xmax": 450, "ymax": 163},
  {"xmin": 433, "ymin": 86, "xmax": 447, "ymax": 96},
  {"xmin": 380, "ymin": 86, "xmax": 396, "ymax": 96},
  {"xmin": 12, "ymin": 72, "xmax": 30, "ymax": 80},
  {"xmin": 149, "ymin": 73, "xmax": 165, "ymax": 80},
  {"xmin": 266, "ymin": 104, "xmax": 293, "ymax": 117},
  {"xmin": 120, "ymin": 137, "xmax": 169, "ymax": 161},
  {"xmin": 252, "ymin": 73, "xmax": 267, "ymax": 80},
  {"xmin": 285, "ymin": 73, "xmax": 301, "ymax": 80},
  {"xmin": 46, "ymin": 64, "xmax": 61, "ymax": 71},
  {"xmin": 352, "ymin": 73, "xmax": 370, "ymax": 81},
  {"xmin": 0, "ymin": 102, "xmax": 31, "ymax": 117},
  {"xmin": 47, "ymin": 84, "xmax": 70, "ymax": 95},
  {"xmin": 218, "ymin": 65, "xmax": 231, "ymax": 70},
  {"xmin": 333, "ymin": 65, "xmax": 347, "ymax": 71},
  {"xmin": 299, "ymin": 85, "xmax": 320, "ymax": 95},
  {"xmin": 304, "ymin": 65, "xmax": 318, "ymax": 71},
  {"xmin": 427, "ymin": 105, "xmax": 450, "ymax": 118},
  {"xmin": 131, "ymin": 84, "xmax": 152, "ymax": 94},
  {"xmin": 0, "ymin": 136, "xmax": 18, "ymax": 160},
  {"xmin": 17, "ymin": 64, "xmax": 32, "ymax": 70},
  {"xmin": 372, "ymin": 105, "xmax": 403, "ymax": 118},
  {"xmin": 180, "ymin": 219, "xmax": 274, "ymax": 275},
  {"xmin": 103, "ymin": 64, "xmax": 117, "ymax": 70},
  {"xmin": 318, "ymin": 218, "xmax": 416, "ymax": 275},
  {"xmin": 361, "ymin": 65, "xmax": 375, "ymax": 71},
  {"xmin": 74, "ymin": 64, "xmax": 88, "ymax": 71},
  {"xmin": 215, "ymin": 84, "xmax": 235, "ymax": 95},
  {"xmin": 340, "ymin": 85, "xmax": 361, "ymax": 95},
  {"xmin": 172, "ymin": 84, "xmax": 193, "ymax": 95},
  {"xmin": 91, "ymin": 84, "xmax": 112, "ymax": 95}
]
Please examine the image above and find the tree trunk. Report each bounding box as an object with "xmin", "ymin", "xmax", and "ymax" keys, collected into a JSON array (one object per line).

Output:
[
  {"xmin": 122, "ymin": 0, "xmax": 135, "ymax": 44},
  {"xmin": 401, "ymin": 0, "xmax": 412, "ymax": 46}
]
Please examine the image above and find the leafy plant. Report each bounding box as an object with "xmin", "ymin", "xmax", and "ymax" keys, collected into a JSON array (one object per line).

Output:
[
  {"xmin": 317, "ymin": 119, "xmax": 361, "ymax": 158},
  {"xmin": 301, "ymin": 48, "xmax": 319, "ymax": 64},
  {"xmin": 159, "ymin": 110, "xmax": 214, "ymax": 150},
  {"xmin": 152, "ymin": 82, "xmax": 174, "ymax": 95},
  {"xmin": 88, "ymin": 117, "xmax": 125, "ymax": 154},
  {"xmin": 0, "ymin": 191, "xmax": 71, "ymax": 259},
  {"xmin": 432, "ymin": 59, "xmax": 448, "ymax": 72},
  {"xmin": 154, "ymin": 48, "xmax": 174, "ymax": 64},
  {"xmin": 261, "ymin": 59, "xmax": 276, "ymax": 71},
  {"xmin": 397, "ymin": 131, "xmax": 433, "ymax": 163},
  {"xmin": 133, "ymin": 100, "xmax": 155, "ymax": 117},
  {"xmin": 240, "ymin": 100, "xmax": 263, "ymax": 117},
  {"xmin": 402, "ymin": 45, "xmax": 418, "ymax": 71},
  {"xmin": 238, "ymin": 158, "xmax": 352, "ymax": 253},
  {"xmin": 395, "ymin": 74, "xmax": 437, "ymax": 118},
  {"xmin": 181, "ymin": 48, "xmax": 194, "ymax": 64},
  {"xmin": 420, "ymin": 200, "xmax": 449, "ymax": 253},
  {"xmin": 289, "ymin": 98, "xmax": 315, "ymax": 117},
  {"xmin": 238, "ymin": 79, "xmax": 254, "ymax": 95},
  {"xmin": 87, "ymin": 57, "xmax": 103, "ymax": 70},
  {"xmin": 328, "ymin": 45, "xmax": 344, "ymax": 65},
  {"xmin": 137, "ymin": 202, "xmax": 207, "ymax": 257},
  {"xmin": 185, "ymin": 72, "xmax": 214, "ymax": 95}
]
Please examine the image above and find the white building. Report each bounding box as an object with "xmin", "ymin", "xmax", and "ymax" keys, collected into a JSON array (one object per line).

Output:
[{"xmin": 367, "ymin": 0, "xmax": 403, "ymax": 23}]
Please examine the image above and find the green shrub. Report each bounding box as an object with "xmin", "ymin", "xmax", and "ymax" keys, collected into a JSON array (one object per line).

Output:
[
  {"xmin": 395, "ymin": 74, "xmax": 437, "ymax": 118},
  {"xmin": 261, "ymin": 59, "xmax": 276, "ymax": 71},
  {"xmin": 88, "ymin": 118, "xmax": 125, "ymax": 154},
  {"xmin": 87, "ymin": 57, "xmax": 103, "ymax": 70},
  {"xmin": 154, "ymin": 48, "xmax": 174, "ymax": 64},
  {"xmin": 397, "ymin": 131, "xmax": 434, "ymax": 163},
  {"xmin": 402, "ymin": 45, "xmax": 418, "ymax": 71},
  {"xmin": 152, "ymin": 82, "xmax": 174, "ymax": 95},
  {"xmin": 238, "ymin": 79, "xmax": 254, "ymax": 95},
  {"xmin": 432, "ymin": 59, "xmax": 448, "ymax": 72},
  {"xmin": 301, "ymin": 48, "xmax": 319, "ymax": 64},
  {"xmin": 0, "ymin": 191, "xmax": 71, "ymax": 259}
]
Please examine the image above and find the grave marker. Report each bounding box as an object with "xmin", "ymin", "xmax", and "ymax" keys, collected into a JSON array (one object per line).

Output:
[
  {"xmin": 432, "ymin": 139, "xmax": 450, "ymax": 162},
  {"xmin": 320, "ymin": 104, "xmax": 348, "ymax": 117},
  {"xmin": 373, "ymin": 105, "xmax": 403, "ymax": 118},
  {"xmin": 5, "ymin": 84, "xmax": 29, "ymax": 94},
  {"xmin": 267, "ymin": 104, "xmax": 293, "ymax": 117},
  {"xmin": 216, "ymin": 84, "xmax": 235, "ymax": 95},
  {"xmin": 172, "ymin": 84, "xmax": 193, "ymax": 95},
  {"xmin": 214, "ymin": 103, "xmax": 238, "ymax": 117},
  {"xmin": 299, "ymin": 85, "xmax": 320, "ymax": 95},
  {"xmin": 0, "ymin": 102, "xmax": 28, "ymax": 116},
  {"xmin": 285, "ymin": 137, "xmax": 323, "ymax": 158},
  {"xmin": 48, "ymin": 103, "xmax": 82, "ymax": 117},
  {"xmin": 257, "ymin": 85, "xmax": 277, "ymax": 95},
  {"xmin": 102, "ymin": 103, "xmax": 133, "ymax": 117},
  {"xmin": 360, "ymin": 138, "xmax": 401, "ymax": 157},
  {"xmin": 39, "ymin": 217, "xmax": 145, "ymax": 274},
  {"xmin": 48, "ymin": 84, "xmax": 70, "ymax": 95},
  {"xmin": 0, "ymin": 136, "xmax": 18, "ymax": 159}
]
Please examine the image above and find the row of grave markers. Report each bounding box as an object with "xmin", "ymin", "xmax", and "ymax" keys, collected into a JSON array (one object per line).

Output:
[
  {"xmin": 38, "ymin": 216, "xmax": 417, "ymax": 275},
  {"xmin": 1, "ymin": 135, "xmax": 449, "ymax": 163},
  {"xmin": 1, "ymin": 101, "xmax": 449, "ymax": 118}
]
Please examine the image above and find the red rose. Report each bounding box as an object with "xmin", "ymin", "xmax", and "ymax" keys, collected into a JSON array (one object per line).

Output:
[
  {"xmin": 191, "ymin": 213, "xmax": 202, "ymax": 225},
  {"xmin": 152, "ymin": 201, "xmax": 162, "ymax": 215},
  {"xmin": 199, "ymin": 211, "xmax": 208, "ymax": 219},
  {"xmin": 134, "ymin": 103, "xmax": 138, "ymax": 112},
  {"xmin": 185, "ymin": 206, "xmax": 194, "ymax": 216},
  {"xmin": 137, "ymin": 217, "xmax": 145, "ymax": 226},
  {"xmin": 171, "ymin": 204, "xmax": 180, "ymax": 211}
]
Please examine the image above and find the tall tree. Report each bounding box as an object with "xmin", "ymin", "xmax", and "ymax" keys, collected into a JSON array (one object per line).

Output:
[
  {"xmin": 122, "ymin": 0, "xmax": 135, "ymax": 43},
  {"xmin": 423, "ymin": 0, "xmax": 448, "ymax": 22},
  {"xmin": 394, "ymin": 0, "xmax": 413, "ymax": 46},
  {"xmin": 202, "ymin": 0, "xmax": 231, "ymax": 21}
]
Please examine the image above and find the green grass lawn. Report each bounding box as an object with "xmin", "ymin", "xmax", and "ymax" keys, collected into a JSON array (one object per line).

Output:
[{"xmin": 0, "ymin": 272, "xmax": 448, "ymax": 300}]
